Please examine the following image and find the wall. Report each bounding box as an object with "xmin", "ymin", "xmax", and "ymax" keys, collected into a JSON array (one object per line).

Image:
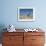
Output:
[{"xmin": 0, "ymin": 0, "xmax": 46, "ymax": 30}]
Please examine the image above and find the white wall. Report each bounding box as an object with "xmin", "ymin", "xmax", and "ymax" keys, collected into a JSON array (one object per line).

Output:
[{"xmin": 0, "ymin": 0, "xmax": 46, "ymax": 29}]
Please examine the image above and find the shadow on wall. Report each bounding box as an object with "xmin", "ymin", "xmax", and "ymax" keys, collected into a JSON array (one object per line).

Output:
[{"xmin": 0, "ymin": 24, "xmax": 7, "ymax": 43}]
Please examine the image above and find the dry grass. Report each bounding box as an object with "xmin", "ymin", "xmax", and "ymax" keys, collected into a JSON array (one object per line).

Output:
[{"xmin": 19, "ymin": 16, "xmax": 33, "ymax": 19}]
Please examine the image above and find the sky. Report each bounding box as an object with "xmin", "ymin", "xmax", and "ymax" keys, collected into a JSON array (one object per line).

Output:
[{"xmin": 20, "ymin": 9, "xmax": 33, "ymax": 16}]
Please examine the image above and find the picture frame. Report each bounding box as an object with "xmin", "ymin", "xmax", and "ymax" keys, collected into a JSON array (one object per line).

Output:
[{"xmin": 18, "ymin": 7, "xmax": 35, "ymax": 21}]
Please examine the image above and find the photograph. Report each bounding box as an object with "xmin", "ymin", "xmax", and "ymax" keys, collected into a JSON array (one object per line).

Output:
[{"xmin": 18, "ymin": 7, "xmax": 35, "ymax": 21}]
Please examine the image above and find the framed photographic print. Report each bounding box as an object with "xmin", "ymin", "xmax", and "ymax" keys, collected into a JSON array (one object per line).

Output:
[{"xmin": 18, "ymin": 7, "xmax": 35, "ymax": 21}]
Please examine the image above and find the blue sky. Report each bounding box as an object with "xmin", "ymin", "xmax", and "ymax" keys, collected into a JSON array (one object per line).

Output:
[{"xmin": 20, "ymin": 9, "xmax": 33, "ymax": 16}]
